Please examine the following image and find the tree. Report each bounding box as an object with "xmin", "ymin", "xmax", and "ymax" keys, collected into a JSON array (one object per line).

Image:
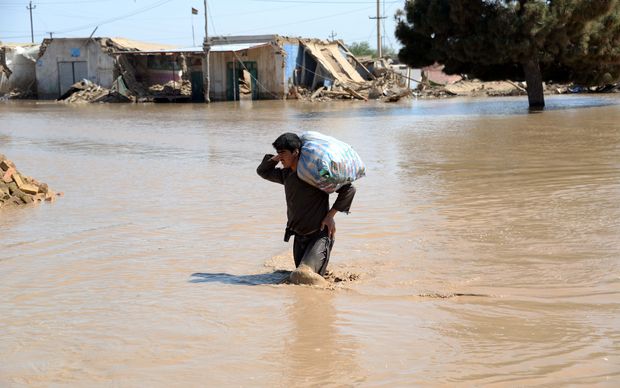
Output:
[
  {"xmin": 347, "ymin": 41, "xmax": 376, "ymax": 57},
  {"xmin": 395, "ymin": 0, "xmax": 620, "ymax": 109},
  {"xmin": 347, "ymin": 41, "xmax": 399, "ymax": 60}
]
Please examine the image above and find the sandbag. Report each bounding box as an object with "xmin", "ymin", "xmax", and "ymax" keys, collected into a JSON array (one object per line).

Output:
[{"xmin": 297, "ymin": 131, "xmax": 365, "ymax": 193}]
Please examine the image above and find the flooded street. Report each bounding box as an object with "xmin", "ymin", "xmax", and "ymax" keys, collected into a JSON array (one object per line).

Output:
[{"xmin": 1, "ymin": 96, "xmax": 619, "ymax": 386}]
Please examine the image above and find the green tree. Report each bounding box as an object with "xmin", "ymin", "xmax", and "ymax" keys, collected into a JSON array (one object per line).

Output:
[
  {"xmin": 347, "ymin": 41, "xmax": 376, "ymax": 57},
  {"xmin": 395, "ymin": 0, "xmax": 620, "ymax": 109}
]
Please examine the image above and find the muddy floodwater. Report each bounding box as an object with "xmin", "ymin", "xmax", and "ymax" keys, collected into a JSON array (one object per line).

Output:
[{"xmin": 1, "ymin": 96, "xmax": 619, "ymax": 386}]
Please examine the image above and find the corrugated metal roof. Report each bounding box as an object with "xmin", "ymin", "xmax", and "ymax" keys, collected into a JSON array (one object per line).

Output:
[
  {"xmin": 210, "ymin": 42, "xmax": 271, "ymax": 52},
  {"xmin": 112, "ymin": 42, "xmax": 270, "ymax": 54},
  {"xmin": 110, "ymin": 38, "xmax": 179, "ymax": 52}
]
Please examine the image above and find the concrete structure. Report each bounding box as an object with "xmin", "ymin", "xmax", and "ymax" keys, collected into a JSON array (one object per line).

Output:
[
  {"xmin": 35, "ymin": 37, "xmax": 178, "ymax": 99},
  {"xmin": 205, "ymin": 35, "xmax": 369, "ymax": 101},
  {"xmin": 33, "ymin": 35, "xmax": 372, "ymax": 102},
  {"xmin": 0, "ymin": 43, "xmax": 39, "ymax": 97},
  {"xmin": 110, "ymin": 45, "xmax": 204, "ymax": 102}
]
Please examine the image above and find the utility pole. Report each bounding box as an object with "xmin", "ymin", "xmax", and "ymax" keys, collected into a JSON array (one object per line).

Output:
[
  {"xmin": 369, "ymin": 0, "xmax": 386, "ymax": 58},
  {"xmin": 202, "ymin": 0, "xmax": 211, "ymax": 103},
  {"xmin": 27, "ymin": 1, "xmax": 36, "ymax": 44},
  {"xmin": 329, "ymin": 30, "xmax": 337, "ymax": 41}
]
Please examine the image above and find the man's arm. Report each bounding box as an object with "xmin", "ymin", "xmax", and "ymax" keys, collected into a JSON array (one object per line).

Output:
[
  {"xmin": 256, "ymin": 154, "xmax": 286, "ymax": 184},
  {"xmin": 320, "ymin": 183, "xmax": 356, "ymax": 239}
]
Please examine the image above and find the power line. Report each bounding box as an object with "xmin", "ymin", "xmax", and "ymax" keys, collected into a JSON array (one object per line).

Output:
[
  {"xmin": 248, "ymin": 0, "xmax": 400, "ymax": 3},
  {"xmin": 231, "ymin": 4, "xmax": 375, "ymax": 35},
  {"xmin": 1, "ymin": 0, "xmax": 174, "ymax": 39},
  {"xmin": 27, "ymin": 1, "xmax": 36, "ymax": 43},
  {"xmin": 3, "ymin": 0, "xmax": 109, "ymax": 4},
  {"xmin": 52, "ymin": 0, "xmax": 174, "ymax": 35}
]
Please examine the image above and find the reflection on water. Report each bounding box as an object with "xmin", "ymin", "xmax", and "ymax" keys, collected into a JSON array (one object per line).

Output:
[
  {"xmin": 284, "ymin": 289, "xmax": 364, "ymax": 387},
  {"xmin": 1, "ymin": 96, "xmax": 619, "ymax": 386}
]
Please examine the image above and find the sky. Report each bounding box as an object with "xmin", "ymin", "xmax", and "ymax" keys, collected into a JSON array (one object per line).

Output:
[{"xmin": 0, "ymin": 0, "xmax": 404, "ymax": 50}]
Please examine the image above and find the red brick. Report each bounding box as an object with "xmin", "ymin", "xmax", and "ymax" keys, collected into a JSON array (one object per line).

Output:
[{"xmin": 2, "ymin": 167, "xmax": 15, "ymax": 183}]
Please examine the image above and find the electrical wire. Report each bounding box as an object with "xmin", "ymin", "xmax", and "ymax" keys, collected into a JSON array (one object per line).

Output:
[
  {"xmin": 248, "ymin": 0, "xmax": 401, "ymax": 4},
  {"xmin": 229, "ymin": 5, "xmax": 375, "ymax": 35},
  {"xmin": 1, "ymin": 0, "xmax": 174, "ymax": 39},
  {"xmin": 206, "ymin": 4, "xmax": 281, "ymax": 99}
]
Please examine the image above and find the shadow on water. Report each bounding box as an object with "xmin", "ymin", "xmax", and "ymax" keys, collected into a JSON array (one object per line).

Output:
[{"xmin": 190, "ymin": 270, "xmax": 291, "ymax": 285}]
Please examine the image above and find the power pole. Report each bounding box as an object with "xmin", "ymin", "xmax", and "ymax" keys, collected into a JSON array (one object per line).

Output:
[
  {"xmin": 202, "ymin": 0, "xmax": 211, "ymax": 103},
  {"xmin": 27, "ymin": 1, "xmax": 36, "ymax": 44},
  {"xmin": 329, "ymin": 30, "xmax": 337, "ymax": 41},
  {"xmin": 369, "ymin": 0, "xmax": 386, "ymax": 58}
]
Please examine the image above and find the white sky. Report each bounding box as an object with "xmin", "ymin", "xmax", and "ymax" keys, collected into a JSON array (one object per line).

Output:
[{"xmin": 0, "ymin": 0, "xmax": 403, "ymax": 50}]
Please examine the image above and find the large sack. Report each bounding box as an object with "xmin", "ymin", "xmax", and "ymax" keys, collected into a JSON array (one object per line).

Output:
[{"xmin": 297, "ymin": 131, "xmax": 365, "ymax": 193}]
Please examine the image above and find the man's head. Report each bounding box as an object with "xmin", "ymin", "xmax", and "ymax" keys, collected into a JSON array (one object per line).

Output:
[{"xmin": 272, "ymin": 132, "xmax": 301, "ymax": 169}]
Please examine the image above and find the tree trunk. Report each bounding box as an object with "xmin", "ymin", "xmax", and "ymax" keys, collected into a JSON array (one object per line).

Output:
[{"xmin": 522, "ymin": 58, "xmax": 545, "ymax": 110}]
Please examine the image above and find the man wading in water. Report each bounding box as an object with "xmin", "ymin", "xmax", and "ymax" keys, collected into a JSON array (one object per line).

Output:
[{"xmin": 257, "ymin": 133, "xmax": 356, "ymax": 284}]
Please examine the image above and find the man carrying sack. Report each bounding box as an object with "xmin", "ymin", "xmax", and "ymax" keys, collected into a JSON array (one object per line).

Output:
[{"xmin": 257, "ymin": 132, "xmax": 359, "ymax": 281}]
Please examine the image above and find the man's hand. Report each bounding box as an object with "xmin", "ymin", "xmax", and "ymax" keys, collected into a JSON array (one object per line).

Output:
[
  {"xmin": 321, "ymin": 213, "xmax": 336, "ymax": 239},
  {"xmin": 270, "ymin": 154, "xmax": 281, "ymax": 162}
]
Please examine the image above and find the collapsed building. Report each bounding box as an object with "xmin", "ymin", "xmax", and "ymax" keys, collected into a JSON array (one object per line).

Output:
[
  {"xmin": 203, "ymin": 34, "xmax": 373, "ymax": 101},
  {"xmin": 203, "ymin": 34, "xmax": 417, "ymax": 102},
  {"xmin": 20, "ymin": 34, "xmax": 413, "ymax": 103},
  {"xmin": 35, "ymin": 37, "xmax": 199, "ymax": 101},
  {"xmin": 0, "ymin": 43, "xmax": 39, "ymax": 98}
]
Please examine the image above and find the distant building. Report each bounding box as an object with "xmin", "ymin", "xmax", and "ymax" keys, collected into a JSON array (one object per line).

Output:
[
  {"xmin": 35, "ymin": 37, "xmax": 184, "ymax": 99},
  {"xmin": 205, "ymin": 34, "xmax": 370, "ymax": 101},
  {"xmin": 33, "ymin": 34, "xmax": 373, "ymax": 102}
]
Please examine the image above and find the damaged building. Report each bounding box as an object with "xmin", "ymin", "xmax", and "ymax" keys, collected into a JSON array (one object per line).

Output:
[
  {"xmin": 29, "ymin": 34, "xmax": 411, "ymax": 103},
  {"xmin": 35, "ymin": 37, "xmax": 190, "ymax": 100},
  {"xmin": 0, "ymin": 43, "xmax": 39, "ymax": 98},
  {"xmin": 205, "ymin": 34, "xmax": 373, "ymax": 101}
]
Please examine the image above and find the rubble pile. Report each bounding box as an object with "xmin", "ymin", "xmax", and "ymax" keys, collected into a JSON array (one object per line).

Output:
[
  {"xmin": 58, "ymin": 79, "xmax": 131, "ymax": 103},
  {"xmin": 3, "ymin": 87, "xmax": 36, "ymax": 99},
  {"xmin": 414, "ymin": 78, "xmax": 620, "ymax": 98},
  {"xmin": 147, "ymin": 80, "xmax": 192, "ymax": 96},
  {"xmin": 290, "ymin": 76, "xmax": 412, "ymax": 103},
  {"xmin": 0, "ymin": 155, "xmax": 60, "ymax": 209}
]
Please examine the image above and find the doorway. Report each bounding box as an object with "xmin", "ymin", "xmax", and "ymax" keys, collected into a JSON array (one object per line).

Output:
[
  {"xmin": 226, "ymin": 61, "xmax": 258, "ymax": 101},
  {"xmin": 58, "ymin": 61, "xmax": 88, "ymax": 97}
]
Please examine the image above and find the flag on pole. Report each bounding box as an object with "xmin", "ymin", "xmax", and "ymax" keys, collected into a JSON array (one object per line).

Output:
[{"xmin": 191, "ymin": 7, "xmax": 198, "ymax": 15}]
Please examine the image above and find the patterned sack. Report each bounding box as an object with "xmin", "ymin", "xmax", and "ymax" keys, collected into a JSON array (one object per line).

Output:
[{"xmin": 297, "ymin": 131, "xmax": 366, "ymax": 193}]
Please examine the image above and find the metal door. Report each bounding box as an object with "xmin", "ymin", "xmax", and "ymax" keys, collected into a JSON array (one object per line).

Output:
[
  {"xmin": 73, "ymin": 61, "xmax": 88, "ymax": 83},
  {"xmin": 58, "ymin": 61, "xmax": 88, "ymax": 96},
  {"xmin": 190, "ymin": 71, "xmax": 204, "ymax": 102}
]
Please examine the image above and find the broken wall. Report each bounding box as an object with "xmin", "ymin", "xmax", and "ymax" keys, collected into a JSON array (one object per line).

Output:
[
  {"xmin": 282, "ymin": 42, "xmax": 303, "ymax": 94},
  {"xmin": 208, "ymin": 43, "xmax": 283, "ymax": 101},
  {"xmin": 0, "ymin": 45, "xmax": 38, "ymax": 96},
  {"xmin": 300, "ymin": 41, "xmax": 365, "ymax": 86},
  {"xmin": 36, "ymin": 38, "xmax": 115, "ymax": 99}
]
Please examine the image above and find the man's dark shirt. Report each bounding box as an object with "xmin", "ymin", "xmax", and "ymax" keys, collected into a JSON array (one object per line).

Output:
[{"xmin": 257, "ymin": 154, "xmax": 356, "ymax": 238}]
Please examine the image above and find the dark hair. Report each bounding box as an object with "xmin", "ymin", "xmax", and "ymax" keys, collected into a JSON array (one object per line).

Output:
[{"xmin": 272, "ymin": 132, "xmax": 301, "ymax": 152}]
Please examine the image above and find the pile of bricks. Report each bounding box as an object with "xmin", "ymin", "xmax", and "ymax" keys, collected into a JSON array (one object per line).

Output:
[{"xmin": 0, "ymin": 155, "xmax": 59, "ymax": 209}]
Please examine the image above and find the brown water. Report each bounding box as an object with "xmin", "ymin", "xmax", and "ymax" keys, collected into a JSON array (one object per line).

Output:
[{"xmin": 1, "ymin": 96, "xmax": 619, "ymax": 386}]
